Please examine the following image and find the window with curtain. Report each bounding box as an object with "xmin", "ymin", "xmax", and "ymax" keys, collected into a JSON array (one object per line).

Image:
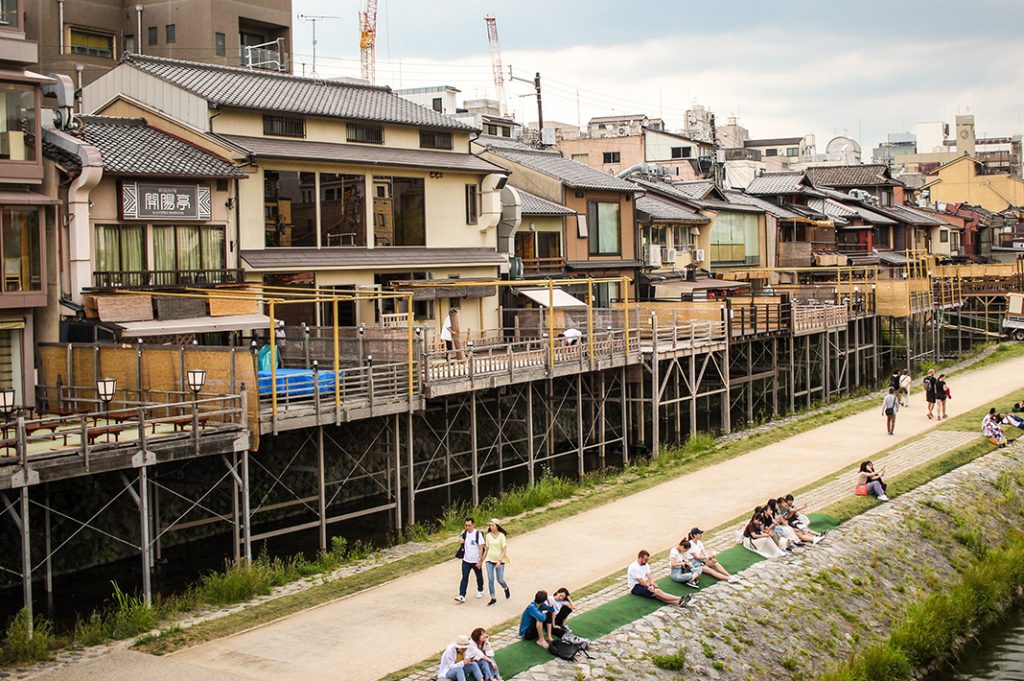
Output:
[
  {"xmin": 710, "ymin": 212, "xmax": 760, "ymax": 266},
  {"xmin": 588, "ymin": 201, "xmax": 621, "ymax": 256},
  {"xmin": 94, "ymin": 224, "xmax": 144, "ymax": 280},
  {"xmin": 153, "ymin": 225, "xmax": 225, "ymax": 273},
  {"xmin": 2, "ymin": 208, "xmax": 41, "ymax": 292}
]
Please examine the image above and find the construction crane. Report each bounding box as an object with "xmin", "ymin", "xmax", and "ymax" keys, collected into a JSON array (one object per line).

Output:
[
  {"xmin": 359, "ymin": 0, "xmax": 378, "ymax": 84},
  {"xmin": 484, "ymin": 15, "xmax": 507, "ymax": 118}
]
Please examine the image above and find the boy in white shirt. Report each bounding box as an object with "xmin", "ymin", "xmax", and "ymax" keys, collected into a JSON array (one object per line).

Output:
[{"xmin": 627, "ymin": 550, "xmax": 691, "ymax": 607}]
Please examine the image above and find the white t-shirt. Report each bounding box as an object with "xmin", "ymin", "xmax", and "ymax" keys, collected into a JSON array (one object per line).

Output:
[
  {"xmin": 626, "ymin": 560, "xmax": 650, "ymax": 589},
  {"xmin": 441, "ymin": 315, "xmax": 454, "ymax": 342},
  {"xmin": 462, "ymin": 530, "xmax": 483, "ymax": 563},
  {"xmin": 547, "ymin": 596, "xmax": 567, "ymax": 615},
  {"xmin": 686, "ymin": 539, "xmax": 706, "ymax": 561},
  {"xmin": 669, "ymin": 547, "xmax": 688, "ymax": 568},
  {"xmin": 899, "ymin": 374, "xmax": 912, "ymax": 389}
]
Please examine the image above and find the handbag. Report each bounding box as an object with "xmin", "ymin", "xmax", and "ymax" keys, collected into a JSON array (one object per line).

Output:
[
  {"xmin": 855, "ymin": 484, "xmax": 869, "ymax": 496},
  {"xmin": 885, "ymin": 407, "xmax": 894, "ymax": 416},
  {"xmin": 455, "ymin": 530, "xmax": 466, "ymax": 560}
]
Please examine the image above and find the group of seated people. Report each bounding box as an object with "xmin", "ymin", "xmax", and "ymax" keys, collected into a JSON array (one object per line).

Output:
[
  {"xmin": 438, "ymin": 628, "xmax": 503, "ymax": 681},
  {"xmin": 742, "ymin": 494, "xmax": 826, "ymax": 558},
  {"xmin": 983, "ymin": 406, "xmax": 1024, "ymax": 447}
]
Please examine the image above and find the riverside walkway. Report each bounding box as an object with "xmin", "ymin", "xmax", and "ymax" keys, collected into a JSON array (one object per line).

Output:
[{"xmin": 31, "ymin": 354, "xmax": 1024, "ymax": 681}]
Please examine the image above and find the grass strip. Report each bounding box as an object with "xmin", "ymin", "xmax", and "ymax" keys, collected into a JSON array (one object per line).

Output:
[{"xmin": 132, "ymin": 346, "xmax": 1024, "ymax": 658}]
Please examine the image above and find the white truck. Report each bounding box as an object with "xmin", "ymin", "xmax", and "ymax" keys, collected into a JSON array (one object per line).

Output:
[{"xmin": 1003, "ymin": 293, "xmax": 1024, "ymax": 341}]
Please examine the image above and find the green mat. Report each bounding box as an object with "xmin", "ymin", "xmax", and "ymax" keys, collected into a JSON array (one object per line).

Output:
[{"xmin": 494, "ymin": 513, "xmax": 836, "ymax": 677}]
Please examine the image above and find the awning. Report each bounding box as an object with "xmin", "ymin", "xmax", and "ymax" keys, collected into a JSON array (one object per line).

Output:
[
  {"xmin": 117, "ymin": 313, "xmax": 271, "ymax": 337},
  {"xmin": 519, "ymin": 288, "xmax": 588, "ymax": 309}
]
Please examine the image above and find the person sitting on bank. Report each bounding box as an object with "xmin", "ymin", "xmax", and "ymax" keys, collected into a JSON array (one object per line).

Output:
[
  {"xmin": 856, "ymin": 461, "xmax": 889, "ymax": 501},
  {"xmin": 781, "ymin": 494, "xmax": 811, "ymax": 530},
  {"xmin": 438, "ymin": 635, "xmax": 484, "ymax": 681},
  {"xmin": 778, "ymin": 496, "xmax": 824, "ymax": 540},
  {"xmin": 627, "ymin": 550, "xmax": 691, "ymax": 607},
  {"xmin": 466, "ymin": 628, "xmax": 501, "ymax": 681},
  {"xmin": 518, "ymin": 590, "xmax": 555, "ymax": 649},
  {"xmin": 669, "ymin": 539, "xmax": 702, "ymax": 589},
  {"xmin": 687, "ymin": 528, "xmax": 740, "ymax": 583},
  {"xmin": 983, "ymin": 410, "xmax": 1008, "ymax": 447},
  {"xmin": 742, "ymin": 513, "xmax": 786, "ymax": 558},
  {"xmin": 547, "ymin": 587, "xmax": 575, "ymax": 637}
]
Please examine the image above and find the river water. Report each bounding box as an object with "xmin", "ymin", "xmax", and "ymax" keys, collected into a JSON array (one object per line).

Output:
[{"xmin": 929, "ymin": 607, "xmax": 1024, "ymax": 680}]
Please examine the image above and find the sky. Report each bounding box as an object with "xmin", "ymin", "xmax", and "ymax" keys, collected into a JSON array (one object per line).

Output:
[{"xmin": 290, "ymin": 0, "xmax": 1024, "ymax": 151}]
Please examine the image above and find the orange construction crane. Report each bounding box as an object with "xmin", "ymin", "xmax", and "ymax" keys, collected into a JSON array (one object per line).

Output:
[
  {"xmin": 484, "ymin": 15, "xmax": 507, "ymax": 118},
  {"xmin": 359, "ymin": 0, "xmax": 378, "ymax": 84}
]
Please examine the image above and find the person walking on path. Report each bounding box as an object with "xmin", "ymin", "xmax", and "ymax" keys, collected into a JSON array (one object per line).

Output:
[
  {"xmin": 924, "ymin": 369, "xmax": 937, "ymax": 419},
  {"xmin": 889, "ymin": 370, "xmax": 901, "ymax": 395},
  {"xmin": 627, "ymin": 550, "xmax": 691, "ymax": 607},
  {"xmin": 934, "ymin": 374, "xmax": 949, "ymax": 420},
  {"xmin": 441, "ymin": 309, "xmax": 459, "ymax": 357},
  {"xmin": 882, "ymin": 387, "xmax": 900, "ymax": 435},
  {"xmin": 483, "ymin": 519, "xmax": 510, "ymax": 606},
  {"xmin": 899, "ymin": 369, "xmax": 912, "ymax": 406},
  {"xmin": 437, "ymin": 635, "xmax": 484, "ymax": 681},
  {"xmin": 455, "ymin": 518, "xmax": 485, "ymax": 603}
]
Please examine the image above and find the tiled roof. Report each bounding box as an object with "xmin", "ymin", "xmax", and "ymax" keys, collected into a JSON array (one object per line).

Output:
[
  {"xmin": 725, "ymin": 191, "xmax": 803, "ymax": 220},
  {"xmin": 808, "ymin": 197, "xmax": 897, "ymax": 225},
  {"xmin": 805, "ymin": 164, "xmax": 896, "ymax": 188},
  {"xmin": 219, "ymin": 134, "xmax": 505, "ymax": 174},
  {"xmin": 743, "ymin": 137, "xmax": 802, "ymax": 147},
  {"xmin": 121, "ymin": 53, "xmax": 475, "ymax": 131},
  {"xmin": 666, "ymin": 180, "xmax": 717, "ymax": 200},
  {"xmin": 879, "ymin": 204, "xmax": 944, "ymax": 226},
  {"xmin": 636, "ymin": 195, "xmax": 708, "ymax": 224},
  {"xmin": 241, "ymin": 247, "xmax": 505, "ymax": 270},
  {"xmin": 474, "ymin": 134, "xmax": 536, "ymax": 151},
  {"xmin": 50, "ymin": 116, "xmax": 243, "ymax": 177},
  {"xmin": 631, "ymin": 178, "xmax": 712, "ymax": 203},
  {"xmin": 745, "ymin": 172, "xmax": 808, "ymax": 195},
  {"xmin": 487, "ymin": 147, "xmax": 639, "ymax": 192},
  {"xmin": 514, "ymin": 188, "xmax": 575, "ymax": 216}
]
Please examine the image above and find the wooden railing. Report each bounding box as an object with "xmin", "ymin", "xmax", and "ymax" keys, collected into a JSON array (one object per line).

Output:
[
  {"xmin": 92, "ymin": 268, "xmax": 246, "ymax": 290},
  {"xmin": 792, "ymin": 303, "xmax": 849, "ymax": 332},
  {"xmin": 520, "ymin": 257, "xmax": 566, "ymax": 274}
]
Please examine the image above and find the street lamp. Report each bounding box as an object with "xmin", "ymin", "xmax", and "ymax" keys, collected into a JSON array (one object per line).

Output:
[
  {"xmin": 186, "ymin": 369, "xmax": 206, "ymax": 400},
  {"xmin": 96, "ymin": 377, "xmax": 116, "ymax": 416}
]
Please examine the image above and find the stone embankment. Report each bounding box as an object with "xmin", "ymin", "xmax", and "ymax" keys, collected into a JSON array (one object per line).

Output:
[{"xmin": 515, "ymin": 444, "xmax": 1024, "ymax": 681}]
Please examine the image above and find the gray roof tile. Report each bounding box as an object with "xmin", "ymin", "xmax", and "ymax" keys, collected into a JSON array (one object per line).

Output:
[
  {"xmin": 805, "ymin": 164, "xmax": 898, "ymax": 188},
  {"xmin": 724, "ymin": 191, "xmax": 803, "ymax": 220},
  {"xmin": 745, "ymin": 172, "xmax": 808, "ymax": 195},
  {"xmin": 631, "ymin": 178, "xmax": 712, "ymax": 203},
  {"xmin": 219, "ymin": 134, "xmax": 505, "ymax": 174},
  {"xmin": 122, "ymin": 54, "xmax": 475, "ymax": 131},
  {"xmin": 49, "ymin": 116, "xmax": 243, "ymax": 177},
  {"xmin": 487, "ymin": 147, "xmax": 639, "ymax": 192},
  {"xmin": 636, "ymin": 195, "xmax": 708, "ymax": 224},
  {"xmin": 513, "ymin": 188, "xmax": 575, "ymax": 216},
  {"xmin": 241, "ymin": 247, "xmax": 505, "ymax": 270}
]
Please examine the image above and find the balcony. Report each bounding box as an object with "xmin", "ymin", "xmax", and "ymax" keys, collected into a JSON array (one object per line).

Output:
[
  {"xmin": 92, "ymin": 269, "xmax": 245, "ymax": 290},
  {"xmin": 993, "ymin": 233, "xmax": 1024, "ymax": 250},
  {"xmin": 521, "ymin": 257, "xmax": 565, "ymax": 275},
  {"xmin": 240, "ymin": 42, "xmax": 288, "ymax": 71}
]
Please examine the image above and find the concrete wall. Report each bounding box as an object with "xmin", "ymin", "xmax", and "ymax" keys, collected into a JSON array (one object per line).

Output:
[{"xmin": 927, "ymin": 157, "xmax": 1024, "ymax": 212}]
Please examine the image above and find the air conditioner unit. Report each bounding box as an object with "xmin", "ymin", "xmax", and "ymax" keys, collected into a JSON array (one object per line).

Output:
[
  {"xmin": 646, "ymin": 244, "xmax": 662, "ymax": 267},
  {"xmin": 694, "ymin": 248, "xmax": 706, "ymax": 262},
  {"xmin": 666, "ymin": 248, "xmax": 678, "ymax": 262}
]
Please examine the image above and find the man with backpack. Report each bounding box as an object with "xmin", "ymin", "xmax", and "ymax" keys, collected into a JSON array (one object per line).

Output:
[
  {"xmin": 454, "ymin": 518, "xmax": 485, "ymax": 603},
  {"xmin": 923, "ymin": 369, "xmax": 937, "ymax": 420}
]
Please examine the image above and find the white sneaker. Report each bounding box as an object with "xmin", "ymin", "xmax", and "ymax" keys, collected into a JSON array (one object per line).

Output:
[
  {"xmin": 727, "ymin": 576, "xmax": 741, "ymax": 583},
  {"xmin": 812, "ymin": 536, "xmax": 824, "ymax": 545},
  {"xmin": 877, "ymin": 494, "xmax": 890, "ymax": 502},
  {"xmin": 476, "ymin": 591, "xmax": 484, "ymax": 599},
  {"xmin": 454, "ymin": 595, "xmax": 465, "ymax": 602}
]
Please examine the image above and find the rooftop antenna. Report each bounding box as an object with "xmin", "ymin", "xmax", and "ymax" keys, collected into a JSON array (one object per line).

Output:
[
  {"xmin": 297, "ymin": 14, "xmax": 339, "ymax": 77},
  {"xmin": 484, "ymin": 16, "xmax": 508, "ymax": 118}
]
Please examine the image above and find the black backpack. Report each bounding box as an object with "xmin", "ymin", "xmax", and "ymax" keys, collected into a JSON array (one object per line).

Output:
[{"xmin": 548, "ymin": 638, "xmax": 592, "ymax": 662}]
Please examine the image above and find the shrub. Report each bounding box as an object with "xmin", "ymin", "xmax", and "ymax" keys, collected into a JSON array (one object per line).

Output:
[
  {"xmin": 72, "ymin": 612, "xmax": 110, "ymax": 647},
  {"xmin": 109, "ymin": 582, "xmax": 158, "ymax": 638},
  {"xmin": 0, "ymin": 609, "xmax": 54, "ymax": 664},
  {"xmin": 651, "ymin": 647, "xmax": 686, "ymax": 671},
  {"xmin": 194, "ymin": 558, "xmax": 278, "ymax": 605},
  {"xmin": 853, "ymin": 644, "xmax": 912, "ymax": 681}
]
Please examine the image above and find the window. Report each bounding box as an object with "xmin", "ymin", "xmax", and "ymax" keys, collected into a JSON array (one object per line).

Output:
[
  {"xmin": 0, "ymin": 84, "xmax": 37, "ymax": 162},
  {"xmin": 593, "ymin": 281, "xmax": 620, "ymax": 307},
  {"xmin": 94, "ymin": 224, "xmax": 144, "ymax": 275},
  {"xmin": 420, "ymin": 130, "xmax": 453, "ymax": 150},
  {"xmin": 264, "ymin": 170, "xmax": 316, "ymax": 247},
  {"xmin": 320, "ymin": 173, "xmax": 366, "ymax": 246},
  {"xmin": 710, "ymin": 212, "xmax": 760, "ymax": 265},
  {"xmin": 0, "ymin": 0, "xmax": 21, "ymax": 30},
  {"xmin": 264, "ymin": 273, "xmax": 316, "ymax": 326},
  {"xmin": 940, "ymin": 230, "xmax": 949, "ymax": 244},
  {"xmin": 373, "ymin": 176, "xmax": 425, "ymax": 246},
  {"xmin": 263, "ymin": 115, "xmax": 305, "ymax": 138},
  {"xmin": 153, "ymin": 225, "xmax": 225, "ymax": 272},
  {"xmin": 0, "ymin": 207, "xmax": 41, "ymax": 293},
  {"xmin": 602, "ymin": 151, "xmax": 620, "ymax": 164},
  {"xmin": 69, "ymin": 28, "xmax": 114, "ymax": 58},
  {"xmin": 587, "ymin": 201, "xmax": 621, "ymax": 256},
  {"xmin": 124, "ymin": 34, "xmax": 136, "ymax": 53},
  {"xmin": 465, "ymin": 184, "xmax": 478, "ymax": 224},
  {"xmin": 571, "ymin": 153, "xmax": 589, "ymax": 164},
  {"xmin": 147, "ymin": 26, "xmax": 157, "ymax": 46},
  {"xmin": 215, "ymin": 32, "xmax": 226, "ymax": 56},
  {"xmin": 431, "ymin": 97, "xmax": 442, "ymax": 112},
  {"xmin": 165, "ymin": 24, "xmax": 175, "ymax": 44},
  {"xmin": 484, "ymin": 123, "xmax": 499, "ymax": 136},
  {"xmin": 348, "ymin": 123, "xmax": 384, "ymax": 144},
  {"xmin": 671, "ymin": 146, "xmax": 692, "ymax": 159},
  {"xmin": 765, "ymin": 148, "xmax": 778, "ymax": 157},
  {"xmin": 786, "ymin": 147, "xmax": 799, "ymax": 157}
]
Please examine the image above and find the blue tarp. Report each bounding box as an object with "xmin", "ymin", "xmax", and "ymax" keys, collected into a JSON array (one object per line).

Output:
[{"xmin": 257, "ymin": 368, "xmax": 341, "ymax": 396}]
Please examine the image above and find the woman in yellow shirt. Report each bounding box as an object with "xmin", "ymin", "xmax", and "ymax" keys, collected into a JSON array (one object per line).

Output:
[{"xmin": 483, "ymin": 518, "xmax": 510, "ymax": 606}]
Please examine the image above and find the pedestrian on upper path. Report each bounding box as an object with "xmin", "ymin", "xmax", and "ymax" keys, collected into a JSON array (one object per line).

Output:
[
  {"xmin": 934, "ymin": 373, "xmax": 949, "ymax": 420},
  {"xmin": 899, "ymin": 369, "xmax": 912, "ymax": 406},
  {"xmin": 483, "ymin": 519, "xmax": 510, "ymax": 606},
  {"xmin": 882, "ymin": 387, "xmax": 900, "ymax": 435},
  {"xmin": 454, "ymin": 517, "xmax": 485, "ymax": 603},
  {"xmin": 889, "ymin": 370, "xmax": 901, "ymax": 395},
  {"xmin": 924, "ymin": 368, "xmax": 938, "ymax": 419}
]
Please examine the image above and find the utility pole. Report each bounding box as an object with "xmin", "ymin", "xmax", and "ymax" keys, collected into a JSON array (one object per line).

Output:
[
  {"xmin": 297, "ymin": 14, "xmax": 339, "ymax": 77},
  {"xmin": 509, "ymin": 68, "xmax": 544, "ymax": 143}
]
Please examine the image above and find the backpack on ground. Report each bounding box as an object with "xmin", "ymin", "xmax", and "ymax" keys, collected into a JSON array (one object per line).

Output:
[{"xmin": 548, "ymin": 638, "xmax": 592, "ymax": 661}]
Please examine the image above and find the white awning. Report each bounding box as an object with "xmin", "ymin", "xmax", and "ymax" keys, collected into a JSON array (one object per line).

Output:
[
  {"xmin": 118, "ymin": 314, "xmax": 271, "ymax": 337},
  {"xmin": 519, "ymin": 288, "xmax": 588, "ymax": 309}
]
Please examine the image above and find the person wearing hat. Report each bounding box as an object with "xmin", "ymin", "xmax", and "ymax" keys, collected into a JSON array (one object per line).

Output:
[
  {"xmin": 686, "ymin": 528, "xmax": 740, "ymax": 583},
  {"xmin": 483, "ymin": 518, "xmax": 510, "ymax": 606},
  {"xmin": 437, "ymin": 634, "xmax": 484, "ymax": 681}
]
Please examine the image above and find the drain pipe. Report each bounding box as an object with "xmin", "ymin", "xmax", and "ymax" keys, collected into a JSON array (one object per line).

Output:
[
  {"xmin": 135, "ymin": 5, "xmax": 143, "ymax": 54},
  {"xmin": 57, "ymin": 0, "xmax": 65, "ymax": 54}
]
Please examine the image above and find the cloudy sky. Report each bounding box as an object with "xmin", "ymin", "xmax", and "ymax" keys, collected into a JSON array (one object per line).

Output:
[{"xmin": 291, "ymin": 0, "xmax": 1024, "ymax": 150}]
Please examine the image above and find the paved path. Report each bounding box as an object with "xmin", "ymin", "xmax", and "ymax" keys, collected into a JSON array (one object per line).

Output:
[{"xmin": 26, "ymin": 354, "xmax": 1024, "ymax": 681}]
